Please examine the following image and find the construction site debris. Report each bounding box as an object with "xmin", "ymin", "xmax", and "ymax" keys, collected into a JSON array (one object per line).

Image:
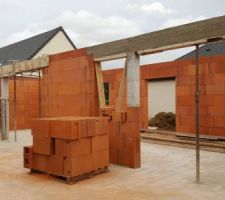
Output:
[{"xmin": 149, "ymin": 112, "xmax": 176, "ymax": 131}]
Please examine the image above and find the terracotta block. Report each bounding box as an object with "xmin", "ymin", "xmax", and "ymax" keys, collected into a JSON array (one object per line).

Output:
[
  {"xmin": 87, "ymin": 117, "xmax": 108, "ymax": 136},
  {"xmin": 178, "ymin": 95, "xmax": 194, "ymax": 106},
  {"xmin": 95, "ymin": 118, "xmax": 104, "ymax": 135},
  {"xmin": 214, "ymin": 95, "xmax": 225, "ymax": 106},
  {"xmin": 176, "ymin": 86, "xmax": 192, "ymax": 96},
  {"xmin": 58, "ymin": 83, "xmax": 81, "ymax": 95},
  {"xmin": 211, "ymin": 62, "xmax": 225, "ymax": 73},
  {"xmin": 64, "ymin": 137, "xmax": 92, "ymax": 157},
  {"xmin": 32, "ymin": 119, "xmax": 50, "ymax": 138},
  {"xmin": 87, "ymin": 118, "xmax": 96, "ymax": 137},
  {"xmin": 208, "ymin": 106, "xmax": 225, "ymax": 116},
  {"xmin": 92, "ymin": 135, "xmax": 109, "ymax": 152},
  {"xmin": 101, "ymin": 106, "xmax": 115, "ymax": 117},
  {"xmin": 112, "ymin": 111, "xmax": 127, "ymax": 123},
  {"xmin": 109, "ymin": 149, "xmax": 118, "ymax": 164},
  {"xmin": 79, "ymin": 119, "xmax": 88, "ymax": 138},
  {"xmin": 64, "ymin": 154, "xmax": 93, "ymax": 178},
  {"xmin": 176, "ymin": 106, "xmax": 192, "ymax": 115},
  {"xmin": 93, "ymin": 150, "xmax": 109, "ymax": 170},
  {"xmin": 48, "ymin": 156, "xmax": 64, "ymax": 176},
  {"xmin": 24, "ymin": 156, "xmax": 32, "ymax": 169},
  {"xmin": 102, "ymin": 117, "xmax": 109, "ymax": 133},
  {"xmin": 121, "ymin": 122, "xmax": 140, "ymax": 137},
  {"xmin": 32, "ymin": 154, "xmax": 49, "ymax": 172},
  {"xmin": 200, "ymin": 95, "xmax": 215, "ymax": 106},
  {"xmin": 181, "ymin": 116, "xmax": 195, "ymax": 127},
  {"xmin": 214, "ymin": 117, "xmax": 225, "ymax": 128},
  {"xmin": 209, "ymin": 127, "xmax": 225, "ymax": 136},
  {"xmin": 33, "ymin": 136, "xmax": 52, "ymax": 155},
  {"xmin": 213, "ymin": 74, "xmax": 225, "ymax": 83},
  {"xmin": 50, "ymin": 119, "xmax": 80, "ymax": 140},
  {"xmin": 206, "ymin": 84, "xmax": 225, "ymax": 95},
  {"xmin": 127, "ymin": 107, "xmax": 140, "ymax": 122},
  {"xmin": 23, "ymin": 146, "xmax": 33, "ymax": 158},
  {"xmin": 199, "ymin": 116, "xmax": 213, "ymax": 127},
  {"xmin": 117, "ymin": 149, "xmax": 132, "ymax": 167},
  {"xmin": 55, "ymin": 139, "xmax": 64, "ymax": 157}
]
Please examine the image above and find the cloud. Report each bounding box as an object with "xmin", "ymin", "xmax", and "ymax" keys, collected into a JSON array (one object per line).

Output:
[
  {"xmin": 5, "ymin": 29, "xmax": 46, "ymax": 46},
  {"xmin": 162, "ymin": 15, "xmax": 207, "ymax": 28},
  {"xmin": 2, "ymin": 10, "xmax": 141, "ymax": 48},
  {"xmin": 56, "ymin": 10, "xmax": 141, "ymax": 47},
  {"xmin": 126, "ymin": 2, "xmax": 176, "ymax": 16}
]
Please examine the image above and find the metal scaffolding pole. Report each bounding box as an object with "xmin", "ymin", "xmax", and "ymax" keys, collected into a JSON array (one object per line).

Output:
[
  {"xmin": 195, "ymin": 44, "xmax": 200, "ymax": 183},
  {"xmin": 38, "ymin": 70, "xmax": 42, "ymax": 117},
  {"xmin": 13, "ymin": 75, "xmax": 17, "ymax": 142}
]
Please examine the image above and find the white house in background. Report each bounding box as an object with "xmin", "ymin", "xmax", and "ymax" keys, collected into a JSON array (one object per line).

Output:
[{"xmin": 0, "ymin": 26, "xmax": 76, "ymax": 65}]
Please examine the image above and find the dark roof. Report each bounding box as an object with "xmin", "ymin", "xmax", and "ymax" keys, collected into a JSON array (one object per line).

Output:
[
  {"xmin": 177, "ymin": 41, "xmax": 225, "ymax": 60},
  {"xmin": 0, "ymin": 26, "xmax": 76, "ymax": 65}
]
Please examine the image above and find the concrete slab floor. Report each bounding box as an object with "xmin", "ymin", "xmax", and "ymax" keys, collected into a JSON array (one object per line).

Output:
[{"xmin": 0, "ymin": 130, "xmax": 225, "ymax": 200}]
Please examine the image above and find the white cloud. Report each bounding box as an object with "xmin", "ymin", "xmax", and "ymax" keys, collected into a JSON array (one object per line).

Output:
[
  {"xmin": 56, "ymin": 10, "xmax": 141, "ymax": 47},
  {"xmin": 5, "ymin": 29, "xmax": 46, "ymax": 45},
  {"xmin": 2, "ymin": 10, "xmax": 141, "ymax": 48},
  {"xmin": 162, "ymin": 15, "xmax": 207, "ymax": 28},
  {"xmin": 126, "ymin": 2, "xmax": 176, "ymax": 16}
]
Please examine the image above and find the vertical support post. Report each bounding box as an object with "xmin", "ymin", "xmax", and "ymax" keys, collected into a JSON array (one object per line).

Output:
[
  {"xmin": 126, "ymin": 51, "xmax": 141, "ymax": 168},
  {"xmin": 38, "ymin": 70, "xmax": 42, "ymax": 117},
  {"xmin": 13, "ymin": 75, "xmax": 17, "ymax": 142},
  {"xmin": 195, "ymin": 44, "xmax": 200, "ymax": 183},
  {"xmin": 1, "ymin": 78, "xmax": 9, "ymax": 140},
  {"xmin": 127, "ymin": 52, "xmax": 140, "ymax": 107},
  {"xmin": 95, "ymin": 62, "xmax": 106, "ymax": 109},
  {"xmin": 116, "ymin": 59, "xmax": 127, "ymax": 111}
]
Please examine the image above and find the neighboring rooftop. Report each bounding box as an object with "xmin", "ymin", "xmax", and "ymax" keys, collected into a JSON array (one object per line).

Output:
[
  {"xmin": 0, "ymin": 26, "xmax": 76, "ymax": 65},
  {"xmin": 177, "ymin": 41, "xmax": 225, "ymax": 60}
]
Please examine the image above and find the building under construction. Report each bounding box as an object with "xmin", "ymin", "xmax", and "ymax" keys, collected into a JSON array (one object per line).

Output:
[{"xmin": 0, "ymin": 15, "xmax": 225, "ymax": 200}]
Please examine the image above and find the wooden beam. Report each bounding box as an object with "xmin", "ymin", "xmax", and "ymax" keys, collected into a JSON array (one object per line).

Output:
[
  {"xmin": 116, "ymin": 59, "xmax": 127, "ymax": 111},
  {"xmin": 87, "ymin": 15, "xmax": 225, "ymax": 61},
  {"xmin": 0, "ymin": 55, "xmax": 49, "ymax": 78},
  {"xmin": 95, "ymin": 62, "xmax": 106, "ymax": 109}
]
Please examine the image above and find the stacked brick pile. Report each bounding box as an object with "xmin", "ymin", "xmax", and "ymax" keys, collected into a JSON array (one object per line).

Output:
[{"xmin": 24, "ymin": 116, "xmax": 109, "ymax": 181}]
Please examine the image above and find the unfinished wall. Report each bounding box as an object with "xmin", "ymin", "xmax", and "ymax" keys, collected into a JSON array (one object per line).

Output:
[
  {"xmin": 7, "ymin": 77, "xmax": 39, "ymax": 130},
  {"xmin": 41, "ymin": 48, "xmax": 99, "ymax": 117},
  {"xmin": 103, "ymin": 54, "xmax": 225, "ymax": 137},
  {"xmin": 109, "ymin": 108, "xmax": 141, "ymax": 168},
  {"xmin": 40, "ymin": 48, "xmax": 140, "ymax": 168}
]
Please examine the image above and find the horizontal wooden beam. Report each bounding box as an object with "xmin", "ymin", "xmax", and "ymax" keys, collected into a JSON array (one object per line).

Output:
[
  {"xmin": 0, "ymin": 55, "xmax": 49, "ymax": 78},
  {"xmin": 87, "ymin": 15, "xmax": 225, "ymax": 61}
]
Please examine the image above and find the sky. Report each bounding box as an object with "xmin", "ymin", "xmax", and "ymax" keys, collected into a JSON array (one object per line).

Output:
[{"xmin": 0, "ymin": 0, "xmax": 225, "ymax": 69}]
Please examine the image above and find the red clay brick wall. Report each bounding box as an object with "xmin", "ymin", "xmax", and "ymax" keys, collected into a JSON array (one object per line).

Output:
[
  {"xmin": 176, "ymin": 56, "xmax": 225, "ymax": 136},
  {"xmin": 103, "ymin": 54, "xmax": 225, "ymax": 137},
  {"xmin": 41, "ymin": 48, "xmax": 99, "ymax": 118},
  {"xmin": 40, "ymin": 48, "xmax": 140, "ymax": 168},
  {"xmin": 8, "ymin": 77, "xmax": 39, "ymax": 130}
]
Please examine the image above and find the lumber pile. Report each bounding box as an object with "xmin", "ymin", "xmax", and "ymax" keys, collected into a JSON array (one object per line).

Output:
[{"xmin": 24, "ymin": 116, "xmax": 109, "ymax": 183}]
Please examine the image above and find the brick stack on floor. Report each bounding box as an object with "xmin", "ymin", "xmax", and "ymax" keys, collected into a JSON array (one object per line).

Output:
[{"xmin": 23, "ymin": 116, "xmax": 109, "ymax": 183}]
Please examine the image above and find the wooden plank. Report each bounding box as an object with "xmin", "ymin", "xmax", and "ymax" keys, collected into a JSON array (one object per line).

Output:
[
  {"xmin": 87, "ymin": 15, "xmax": 225, "ymax": 61},
  {"xmin": 0, "ymin": 55, "xmax": 49, "ymax": 78},
  {"xmin": 116, "ymin": 59, "xmax": 127, "ymax": 111},
  {"xmin": 95, "ymin": 62, "xmax": 106, "ymax": 109}
]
